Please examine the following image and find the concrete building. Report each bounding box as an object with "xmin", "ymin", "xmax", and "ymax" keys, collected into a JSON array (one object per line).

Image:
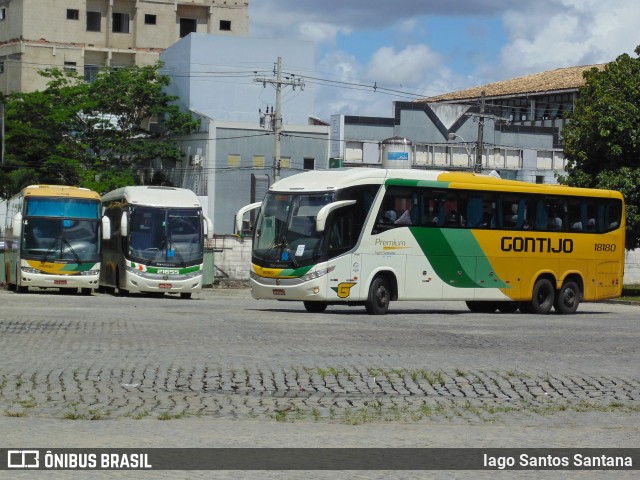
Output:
[
  {"xmin": 160, "ymin": 34, "xmax": 330, "ymax": 234},
  {"xmin": 331, "ymin": 65, "xmax": 603, "ymax": 184},
  {"xmin": 0, "ymin": 0, "xmax": 249, "ymax": 94}
]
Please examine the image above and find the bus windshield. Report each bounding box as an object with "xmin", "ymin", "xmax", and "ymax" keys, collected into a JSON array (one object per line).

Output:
[
  {"xmin": 253, "ymin": 192, "xmax": 334, "ymax": 266},
  {"xmin": 21, "ymin": 197, "xmax": 101, "ymax": 263},
  {"xmin": 22, "ymin": 218, "xmax": 100, "ymax": 263},
  {"xmin": 128, "ymin": 207, "xmax": 203, "ymax": 266}
]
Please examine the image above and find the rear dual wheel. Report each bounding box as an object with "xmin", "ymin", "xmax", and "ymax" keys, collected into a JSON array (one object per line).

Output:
[{"xmin": 554, "ymin": 280, "xmax": 580, "ymax": 314}]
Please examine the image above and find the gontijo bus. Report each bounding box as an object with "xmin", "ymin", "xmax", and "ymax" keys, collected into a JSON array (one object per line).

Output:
[
  {"xmin": 100, "ymin": 186, "xmax": 213, "ymax": 298},
  {"xmin": 235, "ymin": 168, "xmax": 625, "ymax": 315},
  {"xmin": 3, "ymin": 185, "xmax": 110, "ymax": 294}
]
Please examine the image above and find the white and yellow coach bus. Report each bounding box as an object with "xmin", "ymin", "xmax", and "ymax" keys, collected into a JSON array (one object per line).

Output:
[
  {"xmin": 236, "ymin": 169, "xmax": 625, "ymax": 315},
  {"xmin": 3, "ymin": 185, "xmax": 110, "ymax": 294},
  {"xmin": 100, "ymin": 186, "xmax": 213, "ymax": 298}
]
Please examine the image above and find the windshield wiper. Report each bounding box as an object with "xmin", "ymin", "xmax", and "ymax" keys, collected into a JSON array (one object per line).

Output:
[
  {"xmin": 41, "ymin": 237, "xmax": 61, "ymax": 264},
  {"xmin": 62, "ymin": 237, "xmax": 82, "ymax": 264}
]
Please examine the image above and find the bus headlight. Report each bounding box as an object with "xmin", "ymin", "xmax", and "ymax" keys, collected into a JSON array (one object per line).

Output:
[
  {"xmin": 80, "ymin": 269, "xmax": 100, "ymax": 276},
  {"xmin": 299, "ymin": 265, "xmax": 335, "ymax": 282},
  {"xmin": 21, "ymin": 267, "xmax": 41, "ymax": 274},
  {"xmin": 126, "ymin": 266, "xmax": 145, "ymax": 277}
]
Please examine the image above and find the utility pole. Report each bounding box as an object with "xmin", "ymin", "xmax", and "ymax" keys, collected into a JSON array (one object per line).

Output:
[
  {"xmin": 255, "ymin": 57, "xmax": 304, "ymax": 182},
  {"xmin": 475, "ymin": 90, "xmax": 485, "ymax": 173}
]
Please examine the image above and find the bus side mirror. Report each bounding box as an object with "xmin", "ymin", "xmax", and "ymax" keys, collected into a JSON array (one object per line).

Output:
[
  {"xmin": 120, "ymin": 211, "xmax": 129, "ymax": 237},
  {"xmin": 204, "ymin": 216, "xmax": 213, "ymax": 240},
  {"xmin": 235, "ymin": 202, "xmax": 262, "ymax": 236},
  {"xmin": 102, "ymin": 216, "xmax": 111, "ymax": 241},
  {"xmin": 13, "ymin": 212, "xmax": 23, "ymax": 238},
  {"xmin": 315, "ymin": 200, "xmax": 356, "ymax": 232}
]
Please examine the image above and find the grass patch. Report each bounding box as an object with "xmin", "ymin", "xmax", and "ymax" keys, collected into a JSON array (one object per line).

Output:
[
  {"xmin": 124, "ymin": 410, "xmax": 151, "ymax": 420},
  {"xmin": 4, "ymin": 410, "xmax": 27, "ymax": 418},
  {"xmin": 157, "ymin": 411, "xmax": 188, "ymax": 420}
]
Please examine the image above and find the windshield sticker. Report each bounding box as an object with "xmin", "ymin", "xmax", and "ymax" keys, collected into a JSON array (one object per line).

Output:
[
  {"xmin": 281, "ymin": 251, "xmax": 289, "ymax": 261},
  {"xmin": 295, "ymin": 245, "xmax": 305, "ymax": 256},
  {"xmin": 167, "ymin": 249, "xmax": 175, "ymax": 257}
]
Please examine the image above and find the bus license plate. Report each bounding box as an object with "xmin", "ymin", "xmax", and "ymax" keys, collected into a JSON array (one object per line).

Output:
[
  {"xmin": 272, "ymin": 289, "xmax": 285, "ymax": 296},
  {"xmin": 54, "ymin": 280, "xmax": 67, "ymax": 285},
  {"xmin": 159, "ymin": 283, "xmax": 172, "ymax": 289}
]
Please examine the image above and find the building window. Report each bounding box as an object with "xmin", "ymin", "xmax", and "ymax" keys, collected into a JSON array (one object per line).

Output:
[
  {"xmin": 84, "ymin": 64, "xmax": 100, "ymax": 83},
  {"xmin": 252, "ymin": 155, "xmax": 265, "ymax": 168},
  {"xmin": 303, "ymin": 158, "xmax": 315, "ymax": 170},
  {"xmin": 227, "ymin": 154, "xmax": 241, "ymax": 168},
  {"xmin": 179, "ymin": 18, "xmax": 197, "ymax": 37},
  {"xmin": 64, "ymin": 61, "xmax": 77, "ymax": 73},
  {"xmin": 0, "ymin": 8, "xmax": 5, "ymax": 21},
  {"xmin": 67, "ymin": 9, "xmax": 79, "ymax": 20},
  {"xmin": 112, "ymin": 12, "xmax": 130, "ymax": 33},
  {"xmin": 0, "ymin": 62, "xmax": 4, "ymax": 74},
  {"xmin": 219, "ymin": 20, "xmax": 231, "ymax": 31},
  {"xmin": 87, "ymin": 11, "xmax": 101, "ymax": 32},
  {"xmin": 280, "ymin": 157, "xmax": 291, "ymax": 169},
  {"xmin": 144, "ymin": 14, "xmax": 156, "ymax": 25},
  {"xmin": 536, "ymin": 176, "xmax": 545, "ymax": 184}
]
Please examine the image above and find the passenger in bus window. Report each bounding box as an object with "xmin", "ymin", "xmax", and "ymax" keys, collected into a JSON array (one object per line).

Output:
[
  {"xmin": 394, "ymin": 209, "xmax": 412, "ymax": 225},
  {"xmin": 445, "ymin": 210, "xmax": 460, "ymax": 227},
  {"xmin": 548, "ymin": 207, "xmax": 563, "ymax": 230}
]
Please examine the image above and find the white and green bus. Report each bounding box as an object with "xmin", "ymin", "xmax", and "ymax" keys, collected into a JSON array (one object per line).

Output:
[
  {"xmin": 236, "ymin": 168, "xmax": 625, "ymax": 315},
  {"xmin": 3, "ymin": 185, "xmax": 110, "ymax": 294},
  {"xmin": 100, "ymin": 186, "xmax": 213, "ymax": 298}
]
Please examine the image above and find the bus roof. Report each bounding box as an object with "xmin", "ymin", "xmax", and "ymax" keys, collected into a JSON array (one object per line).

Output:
[
  {"xmin": 101, "ymin": 186, "xmax": 202, "ymax": 208},
  {"xmin": 22, "ymin": 185, "xmax": 100, "ymax": 200},
  {"xmin": 270, "ymin": 168, "xmax": 623, "ymax": 199}
]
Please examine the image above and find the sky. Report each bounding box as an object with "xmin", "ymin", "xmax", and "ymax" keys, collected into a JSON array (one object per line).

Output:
[{"xmin": 249, "ymin": 0, "xmax": 640, "ymax": 120}]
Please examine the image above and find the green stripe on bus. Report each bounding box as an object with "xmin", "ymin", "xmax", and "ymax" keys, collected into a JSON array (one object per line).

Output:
[
  {"xmin": 278, "ymin": 265, "xmax": 314, "ymax": 277},
  {"xmin": 408, "ymin": 227, "xmax": 508, "ymax": 289},
  {"xmin": 60, "ymin": 263, "xmax": 97, "ymax": 272},
  {"xmin": 145, "ymin": 265, "xmax": 202, "ymax": 275}
]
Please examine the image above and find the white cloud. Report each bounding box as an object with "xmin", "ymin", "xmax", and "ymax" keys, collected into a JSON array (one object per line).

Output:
[
  {"xmin": 365, "ymin": 45, "xmax": 442, "ymax": 86},
  {"xmin": 250, "ymin": 0, "xmax": 640, "ymax": 118},
  {"xmin": 497, "ymin": 0, "xmax": 639, "ymax": 77}
]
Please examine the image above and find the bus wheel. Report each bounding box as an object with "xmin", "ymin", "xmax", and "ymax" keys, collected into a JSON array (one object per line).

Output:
[
  {"xmin": 365, "ymin": 277, "xmax": 391, "ymax": 315},
  {"xmin": 524, "ymin": 278, "xmax": 555, "ymax": 314},
  {"xmin": 497, "ymin": 301, "xmax": 519, "ymax": 313},
  {"xmin": 80, "ymin": 288, "xmax": 93, "ymax": 296},
  {"xmin": 303, "ymin": 301, "xmax": 327, "ymax": 313},
  {"xmin": 180, "ymin": 293, "xmax": 192, "ymax": 299},
  {"xmin": 16, "ymin": 284, "xmax": 28, "ymax": 293},
  {"xmin": 554, "ymin": 281, "xmax": 580, "ymax": 314},
  {"xmin": 466, "ymin": 301, "xmax": 498, "ymax": 313}
]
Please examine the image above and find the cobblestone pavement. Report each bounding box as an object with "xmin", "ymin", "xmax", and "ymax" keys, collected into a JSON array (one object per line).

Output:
[{"xmin": 1, "ymin": 288, "xmax": 639, "ymax": 478}]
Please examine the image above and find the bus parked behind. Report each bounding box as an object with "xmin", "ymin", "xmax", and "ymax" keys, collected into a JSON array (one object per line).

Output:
[{"xmin": 100, "ymin": 186, "xmax": 213, "ymax": 298}]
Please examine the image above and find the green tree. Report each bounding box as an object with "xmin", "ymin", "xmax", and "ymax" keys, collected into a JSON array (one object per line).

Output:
[
  {"xmin": 560, "ymin": 45, "xmax": 640, "ymax": 248},
  {"xmin": 1, "ymin": 62, "xmax": 199, "ymax": 198}
]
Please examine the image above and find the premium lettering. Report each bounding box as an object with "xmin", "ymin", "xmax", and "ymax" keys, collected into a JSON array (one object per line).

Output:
[
  {"xmin": 375, "ymin": 238, "xmax": 407, "ymax": 247},
  {"xmin": 501, "ymin": 236, "xmax": 573, "ymax": 253}
]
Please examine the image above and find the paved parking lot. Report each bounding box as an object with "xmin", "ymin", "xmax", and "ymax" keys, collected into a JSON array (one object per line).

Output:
[{"xmin": 1, "ymin": 288, "xmax": 639, "ymax": 478}]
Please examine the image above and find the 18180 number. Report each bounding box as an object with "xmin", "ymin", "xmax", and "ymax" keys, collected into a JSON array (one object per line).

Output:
[{"xmin": 594, "ymin": 243, "xmax": 616, "ymax": 252}]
